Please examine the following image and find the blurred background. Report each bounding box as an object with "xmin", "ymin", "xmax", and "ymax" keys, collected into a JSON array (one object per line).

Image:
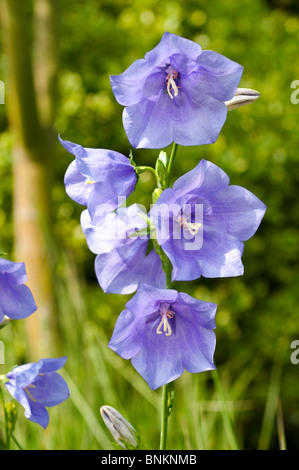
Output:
[{"xmin": 0, "ymin": 0, "xmax": 299, "ymax": 450}]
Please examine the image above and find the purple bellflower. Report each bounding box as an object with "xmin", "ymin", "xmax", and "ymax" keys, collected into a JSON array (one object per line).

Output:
[
  {"xmin": 108, "ymin": 284, "xmax": 217, "ymax": 390},
  {"xmin": 0, "ymin": 258, "xmax": 37, "ymax": 324},
  {"xmin": 5, "ymin": 357, "xmax": 70, "ymax": 429},
  {"xmin": 81, "ymin": 204, "xmax": 165, "ymax": 295},
  {"xmin": 110, "ymin": 32, "xmax": 243, "ymax": 149},
  {"xmin": 59, "ymin": 135, "xmax": 137, "ymax": 223},
  {"xmin": 149, "ymin": 159, "xmax": 266, "ymax": 282}
]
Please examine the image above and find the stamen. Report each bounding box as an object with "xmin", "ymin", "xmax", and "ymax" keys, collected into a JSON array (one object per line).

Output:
[
  {"xmin": 156, "ymin": 306, "xmax": 175, "ymax": 337},
  {"xmin": 24, "ymin": 386, "xmax": 37, "ymax": 402},
  {"xmin": 85, "ymin": 178, "xmax": 96, "ymax": 185},
  {"xmin": 166, "ymin": 70, "xmax": 180, "ymax": 99}
]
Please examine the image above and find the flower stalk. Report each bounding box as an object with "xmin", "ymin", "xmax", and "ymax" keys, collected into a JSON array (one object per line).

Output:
[{"xmin": 157, "ymin": 142, "xmax": 178, "ymax": 450}]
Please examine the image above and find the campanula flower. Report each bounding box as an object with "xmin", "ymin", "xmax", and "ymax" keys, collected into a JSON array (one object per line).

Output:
[
  {"xmin": 149, "ymin": 159, "xmax": 266, "ymax": 281},
  {"xmin": 0, "ymin": 258, "xmax": 37, "ymax": 324},
  {"xmin": 110, "ymin": 31, "xmax": 243, "ymax": 149},
  {"xmin": 81, "ymin": 204, "xmax": 165, "ymax": 295},
  {"xmin": 59, "ymin": 135, "xmax": 137, "ymax": 223},
  {"xmin": 5, "ymin": 357, "xmax": 70, "ymax": 429},
  {"xmin": 108, "ymin": 283, "xmax": 217, "ymax": 390}
]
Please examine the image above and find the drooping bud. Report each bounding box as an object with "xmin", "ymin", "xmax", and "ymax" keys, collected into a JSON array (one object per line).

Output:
[
  {"xmin": 100, "ymin": 405, "xmax": 140, "ymax": 450},
  {"xmin": 225, "ymin": 88, "xmax": 260, "ymax": 111}
]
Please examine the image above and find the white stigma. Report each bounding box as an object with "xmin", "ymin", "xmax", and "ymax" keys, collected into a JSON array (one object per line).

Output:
[{"xmin": 176, "ymin": 216, "xmax": 202, "ymax": 237}]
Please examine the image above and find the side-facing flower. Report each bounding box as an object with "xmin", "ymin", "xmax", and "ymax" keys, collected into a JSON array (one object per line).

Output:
[
  {"xmin": 149, "ymin": 159, "xmax": 266, "ymax": 282},
  {"xmin": 108, "ymin": 284, "xmax": 217, "ymax": 390},
  {"xmin": 59, "ymin": 135, "xmax": 138, "ymax": 223},
  {"xmin": 110, "ymin": 31, "xmax": 243, "ymax": 149},
  {"xmin": 81, "ymin": 204, "xmax": 165, "ymax": 295},
  {"xmin": 5, "ymin": 357, "xmax": 70, "ymax": 429},
  {"xmin": 0, "ymin": 258, "xmax": 37, "ymax": 325}
]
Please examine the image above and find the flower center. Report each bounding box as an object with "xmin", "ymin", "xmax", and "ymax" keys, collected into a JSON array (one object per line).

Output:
[
  {"xmin": 175, "ymin": 216, "xmax": 202, "ymax": 237},
  {"xmin": 165, "ymin": 67, "xmax": 180, "ymax": 100},
  {"xmin": 156, "ymin": 303, "xmax": 175, "ymax": 337}
]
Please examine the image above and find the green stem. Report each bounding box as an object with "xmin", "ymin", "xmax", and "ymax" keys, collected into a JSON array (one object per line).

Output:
[
  {"xmin": 136, "ymin": 166, "xmax": 157, "ymax": 177},
  {"xmin": 158, "ymin": 143, "xmax": 179, "ymax": 451},
  {"xmin": 166, "ymin": 142, "xmax": 178, "ymax": 187},
  {"xmin": 160, "ymin": 383, "xmax": 170, "ymax": 450}
]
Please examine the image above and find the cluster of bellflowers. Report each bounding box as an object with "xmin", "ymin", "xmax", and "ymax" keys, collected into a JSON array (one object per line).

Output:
[
  {"xmin": 60, "ymin": 32, "xmax": 266, "ymax": 391},
  {"xmin": 0, "ymin": 257, "xmax": 69, "ymax": 437}
]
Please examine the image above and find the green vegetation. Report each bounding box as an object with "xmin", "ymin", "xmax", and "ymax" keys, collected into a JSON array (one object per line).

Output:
[{"xmin": 0, "ymin": 0, "xmax": 299, "ymax": 450}]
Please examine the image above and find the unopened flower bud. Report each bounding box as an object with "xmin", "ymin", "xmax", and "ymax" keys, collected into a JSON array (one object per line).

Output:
[
  {"xmin": 225, "ymin": 88, "xmax": 260, "ymax": 111},
  {"xmin": 155, "ymin": 151, "xmax": 169, "ymax": 189},
  {"xmin": 0, "ymin": 316, "xmax": 11, "ymax": 329},
  {"xmin": 153, "ymin": 188, "xmax": 163, "ymax": 203},
  {"xmin": 100, "ymin": 405, "xmax": 140, "ymax": 450}
]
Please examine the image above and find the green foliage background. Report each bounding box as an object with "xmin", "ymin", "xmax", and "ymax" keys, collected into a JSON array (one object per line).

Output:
[{"xmin": 1, "ymin": 0, "xmax": 299, "ymax": 450}]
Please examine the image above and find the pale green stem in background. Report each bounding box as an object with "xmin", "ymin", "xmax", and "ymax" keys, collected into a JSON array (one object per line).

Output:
[
  {"xmin": 0, "ymin": 387, "xmax": 10, "ymax": 449},
  {"xmin": 211, "ymin": 369, "xmax": 239, "ymax": 450}
]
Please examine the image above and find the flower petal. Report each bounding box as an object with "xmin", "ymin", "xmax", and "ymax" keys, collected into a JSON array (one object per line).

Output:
[
  {"xmin": 30, "ymin": 372, "xmax": 70, "ymax": 407},
  {"xmin": 0, "ymin": 280, "xmax": 37, "ymax": 321},
  {"xmin": 64, "ymin": 160, "xmax": 91, "ymax": 206},
  {"xmin": 207, "ymin": 184, "xmax": 267, "ymax": 241},
  {"xmin": 25, "ymin": 401, "xmax": 49, "ymax": 429},
  {"xmin": 144, "ymin": 32, "xmax": 202, "ymax": 67},
  {"xmin": 122, "ymin": 91, "xmax": 174, "ymax": 149},
  {"xmin": 38, "ymin": 357, "xmax": 68, "ymax": 374},
  {"xmin": 110, "ymin": 59, "xmax": 153, "ymax": 106},
  {"xmin": 125, "ymin": 283, "xmax": 178, "ymax": 317},
  {"xmin": 108, "ymin": 309, "xmax": 144, "ymax": 359},
  {"xmin": 195, "ymin": 50, "xmax": 243, "ymax": 101}
]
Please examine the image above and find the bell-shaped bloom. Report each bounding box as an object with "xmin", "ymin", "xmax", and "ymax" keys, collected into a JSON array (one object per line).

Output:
[
  {"xmin": 149, "ymin": 159, "xmax": 266, "ymax": 282},
  {"xmin": 59, "ymin": 135, "xmax": 137, "ymax": 223},
  {"xmin": 5, "ymin": 357, "xmax": 70, "ymax": 429},
  {"xmin": 81, "ymin": 204, "xmax": 165, "ymax": 295},
  {"xmin": 110, "ymin": 31, "xmax": 243, "ymax": 149},
  {"xmin": 108, "ymin": 283, "xmax": 217, "ymax": 390},
  {"xmin": 0, "ymin": 258, "xmax": 37, "ymax": 324}
]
